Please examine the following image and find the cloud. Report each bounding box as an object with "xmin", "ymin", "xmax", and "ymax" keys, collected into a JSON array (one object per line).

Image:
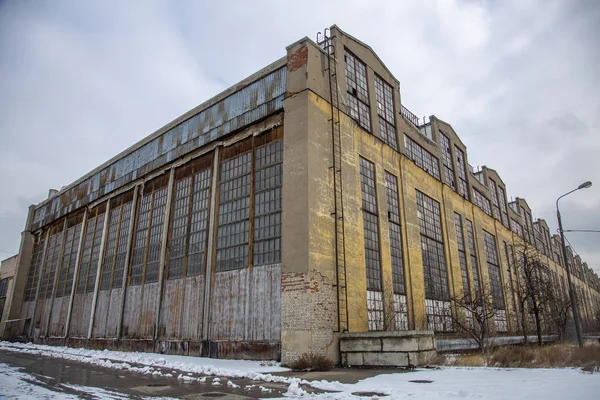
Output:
[{"xmin": 0, "ymin": 0, "xmax": 598, "ymax": 275}]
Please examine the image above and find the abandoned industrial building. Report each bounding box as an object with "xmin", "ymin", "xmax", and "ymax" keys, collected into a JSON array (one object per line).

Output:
[{"xmin": 1, "ymin": 25, "xmax": 599, "ymax": 365}]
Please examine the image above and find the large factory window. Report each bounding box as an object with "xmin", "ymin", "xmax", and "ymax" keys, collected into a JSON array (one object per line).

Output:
[
  {"xmin": 454, "ymin": 213, "xmax": 471, "ymax": 302},
  {"xmin": 465, "ymin": 219, "xmax": 481, "ymax": 296},
  {"xmin": 404, "ymin": 135, "xmax": 441, "ymax": 180},
  {"xmin": 416, "ymin": 190, "xmax": 452, "ymax": 331},
  {"xmin": 76, "ymin": 204, "xmax": 106, "ymax": 293},
  {"xmin": 375, "ymin": 75, "xmax": 397, "ymax": 150},
  {"xmin": 129, "ymin": 176, "xmax": 168, "ymax": 286},
  {"xmin": 216, "ymin": 149, "xmax": 252, "ymax": 272},
  {"xmin": 24, "ymin": 234, "xmax": 46, "ymax": 302},
  {"xmin": 253, "ymin": 140, "xmax": 283, "ymax": 266},
  {"xmin": 99, "ymin": 191, "xmax": 134, "ymax": 290},
  {"xmin": 454, "ymin": 146, "xmax": 469, "ymax": 199},
  {"xmin": 385, "ymin": 171, "xmax": 407, "ymax": 330},
  {"xmin": 39, "ymin": 223, "xmax": 64, "ymax": 299},
  {"xmin": 167, "ymin": 155, "xmax": 212, "ymax": 279},
  {"xmin": 345, "ymin": 51, "xmax": 371, "ymax": 131},
  {"xmin": 360, "ymin": 157, "xmax": 384, "ymax": 331},
  {"xmin": 484, "ymin": 230, "xmax": 507, "ymax": 332},
  {"xmin": 439, "ymin": 132, "xmax": 456, "ymax": 191},
  {"xmin": 56, "ymin": 212, "xmax": 83, "ymax": 297}
]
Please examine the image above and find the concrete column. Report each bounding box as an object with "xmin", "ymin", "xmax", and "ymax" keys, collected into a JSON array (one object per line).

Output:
[
  {"xmin": 87, "ymin": 199, "xmax": 111, "ymax": 339},
  {"xmin": 202, "ymin": 147, "xmax": 220, "ymax": 340},
  {"xmin": 29, "ymin": 229, "xmax": 51, "ymax": 338},
  {"xmin": 117, "ymin": 186, "xmax": 139, "ymax": 339},
  {"xmin": 154, "ymin": 168, "xmax": 175, "ymax": 340},
  {"xmin": 64, "ymin": 208, "xmax": 88, "ymax": 338},
  {"xmin": 44, "ymin": 218, "xmax": 68, "ymax": 336}
]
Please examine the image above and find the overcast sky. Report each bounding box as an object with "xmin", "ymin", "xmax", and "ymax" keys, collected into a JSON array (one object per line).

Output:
[{"xmin": 1, "ymin": 0, "xmax": 598, "ymax": 272}]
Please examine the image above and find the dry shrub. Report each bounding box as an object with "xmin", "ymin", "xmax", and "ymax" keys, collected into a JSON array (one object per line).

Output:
[
  {"xmin": 289, "ymin": 353, "xmax": 335, "ymax": 371},
  {"xmin": 444, "ymin": 343, "xmax": 600, "ymax": 371},
  {"xmin": 441, "ymin": 353, "xmax": 486, "ymax": 367},
  {"xmin": 488, "ymin": 346, "xmax": 536, "ymax": 368},
  {"xmin": 490, "ymin": 344, "xmax": 600, "ymax": 370}
]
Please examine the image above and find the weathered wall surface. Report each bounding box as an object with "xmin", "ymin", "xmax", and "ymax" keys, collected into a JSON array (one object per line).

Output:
[
  {"xmin": 31, "ymin": 63, "xmax": 287, "ymax": 232},
  {"xmin": 92, "ymin": 289, "xmax": 123, "ymax": 338}
]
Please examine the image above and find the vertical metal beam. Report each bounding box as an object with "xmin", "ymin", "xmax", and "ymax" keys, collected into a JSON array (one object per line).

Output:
[
  {"xmin": 44, "ymin": 218, "xmax": 68, "ymax": 337},
  {"xmin": 64, "ymin": 208, "xmax": 88, "ymax": 339},
  {"xmin": 154, "ymin": 168, "xmax": 175, "ymax": 340},
  {"xmin": 117, "ymin": 186, "xmax": 139, "ymax": 339},
  {"xmin": 87, "ymin": 199, "xmax": 111, "ymax": 339},
  {"xmin": 28, "ymin": 229, "xmax": 51, "ymax": 339},
  {"xmin": 202, "ymin": 147, "xmax": 220, "ymax": 340}
]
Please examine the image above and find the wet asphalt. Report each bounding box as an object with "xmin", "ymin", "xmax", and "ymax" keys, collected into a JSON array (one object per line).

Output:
[{"xmin": 0, "ymin": 349, "xmax": 293, "ymax": 399}]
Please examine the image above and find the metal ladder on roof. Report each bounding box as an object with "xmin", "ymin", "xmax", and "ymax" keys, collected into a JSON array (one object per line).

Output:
[{"xmin": 317, "ymin": 28, "xmax": 348, "ymax": 333}]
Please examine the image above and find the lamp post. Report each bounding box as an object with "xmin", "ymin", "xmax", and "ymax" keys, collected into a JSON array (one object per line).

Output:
[{"xmin": 556, "ymin": 180, "xmax": 592, "ymax": 348}]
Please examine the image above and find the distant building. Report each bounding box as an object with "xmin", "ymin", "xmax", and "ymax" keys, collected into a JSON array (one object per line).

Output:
[
  {"xmin": 0, "ymin": 255, "xmax": 18, "ymax": 331},
  {"xmin": 3, "ymin": 25, "xmax": 599, "ymax": 364}
]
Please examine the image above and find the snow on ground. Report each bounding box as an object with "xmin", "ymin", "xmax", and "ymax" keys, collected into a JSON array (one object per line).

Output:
[
  {"xmin": 288, "ymin": 367, "xmax": 600, "ymax": 400},
  {"xmin": 0, "ymin": 362, "xmax": 78, "ymax": 400},
  {"xmin": 0, "ymin": 341, "xmax": 297, "ymax": 383},
  {"xmin": 0, "ymin": 362, "xmax": 162, "ymax": 400},
  {"xmin": 1, "ymin": 341, "xmax": 599, "ymax": 399}
]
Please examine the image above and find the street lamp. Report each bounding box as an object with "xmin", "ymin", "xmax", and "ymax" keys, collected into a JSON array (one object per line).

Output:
[{"xmin": 556, "ymin": 180, "xmax": 592, "ymax": 348}]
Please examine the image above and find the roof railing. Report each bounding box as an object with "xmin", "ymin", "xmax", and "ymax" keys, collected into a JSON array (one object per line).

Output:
[{"xmin": 400, "ymin": 104, "xmax": 422, "ymax": 128}]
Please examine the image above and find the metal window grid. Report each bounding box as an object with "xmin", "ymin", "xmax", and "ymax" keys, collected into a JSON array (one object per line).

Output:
[
  {"xmin": 416, "ymin": 191, "xmax": 450, "ymax": 302},
  {"xmin": 216, "ymin": 152, "xmax": 251, "ymax": 272},
  {"xmin": 345, "ymin": 51, "xmax": 371, "ymax": 131},
  {"xmin": 374, "ymin": 75, "xmax": 397, "ymax": 150},
  {"xmin": 483, "ymin": 230, "xmax": 506, "ymax": 310},
  {"xmin": 404, "ymin": 135, "xmax": 441, "ymax": 180},
  {"xmin": 439, "ymin": 132, "xmax": 456, "ymax": 190},
  {"xmin": 385, "ymin": 171, "xmax": 405, "ymax": 295}
]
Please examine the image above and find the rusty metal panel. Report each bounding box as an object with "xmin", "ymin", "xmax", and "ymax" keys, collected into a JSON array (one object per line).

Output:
[
  {"xmin": 250, "ymin": 265, "xmax": 281, "ymax": 341},
  {"xmin": 91, "ymin": 290, "xmax": 110, "ymax": 338},
  {"xmin": 122, "ymin": 282, "xmax": 158, "ymax": 339},
  {"xmin": 160, "ymin": 279, "xmax": 183, "ymax": 339},
  {"xmin": 208, "ymin": 265, "xmax": 281, "ymax": 343},
  {"xmin": 19, "ymin": 300, "xmax": 36, "ymax": 321},
  {"xmin": 159, "ymin": 276, "xmax": 204, "ymax": 340},
  {"xmin": 209, "ymin": 269, "xmax": 250, "ymax": 341},
  {"xmin": 122, "ymin": 285, "xmax": 142, "ymax": 337},
  {"xmin": 48, "ymin": 296, "xmax": 68, "ymax": 337},
  {"xmin": 32, "ymin": 67, "xmax": 286, "ymax": 232},
  {"xmin": 92, "ymin": 288, "xmax": 122, "ymax": 338},
  {"xmin": 91, "ymin": 288, "xmax": 122, "ymax": 339},
  {"xmin": 68, "ymin": 293, "xmax": 93, "ymax": 338},
  {"xmin": 180, "ymin": 276, "xmax": 205, "ymax": 340},
  {"xmin": 37, "ymin": 299, "xmax": 53, "ymax": 337}
]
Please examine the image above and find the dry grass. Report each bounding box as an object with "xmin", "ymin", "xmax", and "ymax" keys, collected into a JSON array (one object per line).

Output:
[
  {"xmin": 441, "ymin": 343, "xmax": 600, "ymax": 371},
  {"xmin": 288, "ymin": 353, "xmax": 335, "ymax": 371}
]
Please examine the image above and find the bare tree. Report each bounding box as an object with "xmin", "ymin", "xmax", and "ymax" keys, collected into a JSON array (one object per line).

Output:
[
  {"xmin": 543, "ymin": 278, "xmax": 572, "ymax": 341},
  {"xmin": 449, "ymin": 285, "xmax": 496, "ymax": 353},
  {"xmin": 512, "ymin": 241, "xmax": 549, "ymax": 347}
]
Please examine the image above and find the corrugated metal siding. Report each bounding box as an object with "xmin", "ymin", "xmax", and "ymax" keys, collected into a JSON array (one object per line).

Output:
[
  {"xmin": 37, "ymin": 299, "xmax": 52, "ymax": 336},
  {"xmin": 122, "ymin": 283, "xmax": 158, "ymax": 339},
  {"xmin": 92, "ymin": 288, "xmax": 122, "ymax": 339},
  {"xmin": 48, "ymin": 297, "xmax": 68, "ymax": 337},
  {"xmin": 209, "ymin": 264, "xmax": 281, "ymax": 342},
  {"xmin": 159, "ymin": 276, "xmax": 204, "ymax": 340},
  {"xmin": 69, "ymin": 293, "xmax": 93, "ymax": 338},
  {"xmin": 32, "ymin": 67, "xmax": 286, "ymax": 231},
  {"xmin": 250, "ymin": 265, "xmax": 281, "ymax": 341},
  {"xmin": 19, "ymin": 300, "xmax": 35, "ymax": 321}
]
